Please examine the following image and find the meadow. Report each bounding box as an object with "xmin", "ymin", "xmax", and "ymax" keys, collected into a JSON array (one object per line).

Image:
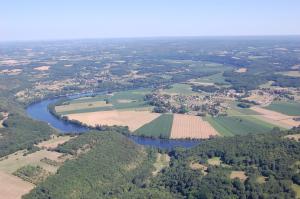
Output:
[
  {"xmin": 56, "ymin": 89, "xmax": 152, "ymax": 115},
  {"xmin": 205, "ymin": 115, "xmax": 276, "ymax": 136},
  {"xmin": 161, "ymin": 83, "xmax": 196, "ymax": 95},
  {"xmin": 266, "ymin": 101, "xmax": 300, "ymax": 116}
]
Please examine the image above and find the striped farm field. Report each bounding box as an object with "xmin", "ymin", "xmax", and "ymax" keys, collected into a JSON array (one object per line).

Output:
[{"xmin": 170, "ymin": 114, "xmax": 219, "ymax": 139}]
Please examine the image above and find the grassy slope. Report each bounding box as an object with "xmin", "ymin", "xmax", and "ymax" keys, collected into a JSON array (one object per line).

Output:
[
  {"xmin": 24, "ymin": 131, "xmax": 173, "ymax": 199},
  {"xmin": 266, "ymin": 101, "xmax": 300, "ymax": 116},
  {"xmin": 134, "ymin": 114, "xmax": 173, "ymax": 138},
  {"xmin": 206, "ymin": 116, "xmax": 276, "ymax": 136}
]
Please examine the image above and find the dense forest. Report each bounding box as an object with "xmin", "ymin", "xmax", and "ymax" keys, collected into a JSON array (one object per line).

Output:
[
  {"xmin": 0, "ymin": 113, "xmax": 55, "ymax": 157},
  {"xmin": 25, "ymin": 127, "xmax": 300, "ymax": 199}
]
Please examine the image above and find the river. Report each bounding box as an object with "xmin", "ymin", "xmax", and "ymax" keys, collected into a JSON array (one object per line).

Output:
[{"xmin": 26, "ymin": 94, "xmax": 200, "ymax": 149}]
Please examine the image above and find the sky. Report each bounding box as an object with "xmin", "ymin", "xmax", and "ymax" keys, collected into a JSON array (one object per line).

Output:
[{"xmin": 1, "ymin": 0, "xmax": 300, "ymax": 41}]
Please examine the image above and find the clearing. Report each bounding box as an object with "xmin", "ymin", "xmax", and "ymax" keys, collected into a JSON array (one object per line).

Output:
[
  {"xmin": 235, "ymin": 68, "xmax": 247, "ymax": 73},
  {"xmin": 230, "ymin": 171, "xmax": 248, "ymax": 182},
  {"xmin": 170, "ymin": 114, "xmax": 219, "ymax": 139},
  {"xmin": 207, "ymin": 157, "xmax": 221, "ymax": 166},
  {"xmin": 36, "ymin": 135, "xmax": 74, "ymax": 149},
  {"xmin": 34, "ymin": 66, "xmax": 50, "ymax": 71},
  {"xmin": 152, "ymin": 153, "xmax": 170, "ymax": 176},
  {"xmin": 292, "ymin": 183, "xmax": 300, "ymax": 199},
  {"xmin": 284, "ymin": 134, "xmax": 300, "ymax": 142},
  {"xmin": 67, "ymin": 110, "xmax": 160, "ymax": 131},
  {"xmin": 190, "ymin": 162, "xmax": 208, "ymax": 175},
  {"xmin": 0, "ymin": 112, "xmax": 9, "ymax": 128}
]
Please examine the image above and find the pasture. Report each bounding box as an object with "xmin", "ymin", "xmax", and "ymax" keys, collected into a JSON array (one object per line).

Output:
[
  {"xmin": 206, "ymin": 115, "xmax": 277, "ymax": 136},
  {"xmin": 266, "ymin": 101, "xmax": 300, "ymax": 116},
  {"xmin": 191, "ymin": 72, "xmax": 228, "ymax": 85},
  {"xmin": 57, "ymin": 89, "xmax": 151, "ymax": 115},
  {"xmin": 162, "ymin": 83, "xmax": 196, "ymax": 95},
  {"xmin": 170, "ymin": 114, "xmax": 219, "ymax": 139},
  {"xmin": 134, "ymin": 114, "xmax": 173, "ymax": 138}
]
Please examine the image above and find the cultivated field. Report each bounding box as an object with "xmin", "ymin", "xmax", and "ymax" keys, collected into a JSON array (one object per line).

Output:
[
  {"xmin": 0, "ymin": 146, "xmax": 70, "ymax": 199},
  {"xmin": 170, "ymin": 114, "xmax": 219, "ymax": 139},
  {"xmin": 251, "ymin": 106, "xmax": 300, "ymax": 128},
  {"xmin": 67, "ymin": 110, "xmax": 161, "ymax": 131},
  {"xmin": 58, "ymin": 89, "xmax": 151, "ymax": 115},
  {"xmin": 55, "ymin": 101, "xmax": 112, "ymax": 113},
  {"xmin": 0, "ymin": 171, "xmax": 34, "ymax": 199},
  {"xmin": 0, "ymin": 150, "xmax": 63, "ymax": 174},
  {"xmin": 134, "ymin": 114, "xmax": 173, "ymax": 138},
  {"xmin": 206, "ymin": 115, "xmax": 277, "ymax": 136},
  {"xmin": 265, "ymin": 101, "xmax": 300, "ymax": 116}
]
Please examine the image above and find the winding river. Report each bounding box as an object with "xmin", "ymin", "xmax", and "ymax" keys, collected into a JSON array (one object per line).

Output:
[{"xmin": 26, "ymin": 94, "xmax": 200, "ymax": 149}]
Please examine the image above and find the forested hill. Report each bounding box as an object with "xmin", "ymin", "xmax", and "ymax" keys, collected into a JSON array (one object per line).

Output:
[
  {"xmin": 153, "ymin": 127, "xmax": 300, "ymax": 198},
  {"xmin": 24, "ymin": 131, "xmax": 175, "ymax": 199},
  {"xmin": 25, "ymin": 127, "xmax": 300, "ymax": 199}
]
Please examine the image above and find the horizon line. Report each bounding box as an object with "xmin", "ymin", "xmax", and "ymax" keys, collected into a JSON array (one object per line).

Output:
[{"xmin": 1, "ymin": 34, "xmax": 300, "ymax": 43}]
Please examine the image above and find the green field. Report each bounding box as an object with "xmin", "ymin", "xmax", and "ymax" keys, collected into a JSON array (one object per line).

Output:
[
  {"xmin": 266, "ymin": 101, "xmax": 300, "ymax": 116},
  {"xmin": 205, "ymin": 116, "xmax": 276, "ymax": 136},
  {"xmin": 193, "ymin": 72, "xmax": 228, "ymax": 85},
  {"xmin": 162, "ymin": 83, "xmax": 196, "ymax": 95},
  {"xmin": 57, "ymin": 89, "xmax": 152, "ymax": 115},
  {"xmin": 227, "ymin": 102, "xmax": 262, "ymax": 116},
  {"xmin": 134, "ymin": 114, "xmax": 173, "ymax": 138}
]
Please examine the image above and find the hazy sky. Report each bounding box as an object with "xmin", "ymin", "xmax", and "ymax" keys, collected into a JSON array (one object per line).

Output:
[{"xmin": 1, "ymin": 0, "xmax": 299, "ymax": 41}]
